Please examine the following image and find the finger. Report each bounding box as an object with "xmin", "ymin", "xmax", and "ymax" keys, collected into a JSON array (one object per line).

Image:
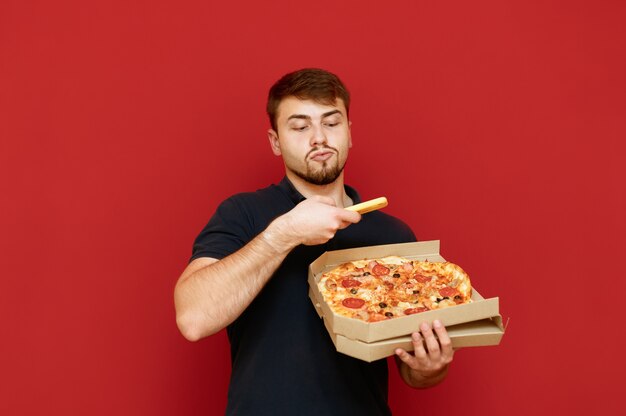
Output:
[
  {"xmin": 420, "ymin": 321, "xmax": 441, "ymax": 360},
  {"xmin": 433, "ymin": 320, "xmax": 454, "ymax": 360},
  {"xmin": 395, "ymin": 348, "xmax": 418, "ymax": 368},
  {"xmin": 337, "ymin": 220, "xmax": 352, "ymax": 230},
  {"xmin": 337, "ymin": 211, "xmax": 361, "ymax": 226},
  {"xmin": 410, "ymin": 332, "xmax": 429, "ymax": 363}
]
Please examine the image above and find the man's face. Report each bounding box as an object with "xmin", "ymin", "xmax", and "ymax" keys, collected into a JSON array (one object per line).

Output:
[{"xmin": 268, "ymin": 97, "xmax": 352, "ymax": 185}]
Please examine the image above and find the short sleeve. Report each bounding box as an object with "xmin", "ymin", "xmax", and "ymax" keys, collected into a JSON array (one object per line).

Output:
[{"xmin": 190, "ymin": 196, "xmax": 255, "ymax": 262}]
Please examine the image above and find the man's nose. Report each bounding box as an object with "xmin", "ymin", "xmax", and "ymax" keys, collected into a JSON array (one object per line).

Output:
[{"xmin": 310, "ymin": 124, "xmax": 328, "ymax": 146}]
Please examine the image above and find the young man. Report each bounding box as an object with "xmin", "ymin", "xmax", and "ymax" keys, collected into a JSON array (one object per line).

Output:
[{"xmin": 174, "ymin": 68, "xmax": 454, "ymax": 415}]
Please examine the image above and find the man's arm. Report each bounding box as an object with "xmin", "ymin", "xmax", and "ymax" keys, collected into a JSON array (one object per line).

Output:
[
  {"xmin": 394, "ymin": 320, "xmax": 454, "ymax": 388},
  {"xmin": 174, "ymin": 196, "xmax": 361, "ymax": 341}
]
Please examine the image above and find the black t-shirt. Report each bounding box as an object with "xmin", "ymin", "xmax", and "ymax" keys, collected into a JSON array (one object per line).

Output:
[{"xmin": 192, "ymin": 177, "xmax": 416, "ymax": 416}]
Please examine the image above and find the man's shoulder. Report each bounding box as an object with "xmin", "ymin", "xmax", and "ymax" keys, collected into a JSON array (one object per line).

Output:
[
  {"xmin": 213, "ymin": 181, "xmax": 294, "ymax": 231},
  {"xmin": 221, "ymin": 182, "xmax": 287, "ymax": 207}
]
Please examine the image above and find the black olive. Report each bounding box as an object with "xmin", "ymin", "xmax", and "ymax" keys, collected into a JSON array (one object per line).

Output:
[
  {"xmin": 393, "ymin": 273, "xmax": 400, "ymax": 278},
  {"xmin": 436, "ymin": 297, "xmax": 443, "ymax": 303},
  {"xmin": 454, "ymin": 295, "xmax": 462, "ymax": 300},
  {"xmin": 385, "ymin": 312, "xmax": 394, "ymax": 317},
  {"xmin": 350, "ymin": 288, "xmax": 358, "ymax": 294},
  {"xmin": 363, "ymin": 272, "xmax": 370, "ymax": 276},
  {"xmin": 412, "ymin": 290, "xmax": 419, "ymax": 294},
  {"xmin": 442, "ymin": 296, "xmax": 449, "ymax": 300},
  {"xmin": 379, "ymin": 302, "xmax": 387, "ymax": 308}
]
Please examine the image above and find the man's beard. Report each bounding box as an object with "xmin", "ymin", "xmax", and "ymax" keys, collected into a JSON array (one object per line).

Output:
[
  {"xmin": 292, "ymin": 160, "xmax": 345, "ymax": 185},
  {"xmin": 292, "ymin": 146, "xmax": 345, "ymax": 185}
]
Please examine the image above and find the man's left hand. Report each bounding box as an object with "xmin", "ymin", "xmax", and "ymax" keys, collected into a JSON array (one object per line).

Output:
[{"xmin": 395, "ymin": 319, "xmax": 454, "ymax": 388}]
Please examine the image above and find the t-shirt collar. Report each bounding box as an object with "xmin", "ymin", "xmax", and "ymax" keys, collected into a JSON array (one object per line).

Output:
[{"xmin": 278, "ymin": 176, "xmax": 362, "ymax": 206}]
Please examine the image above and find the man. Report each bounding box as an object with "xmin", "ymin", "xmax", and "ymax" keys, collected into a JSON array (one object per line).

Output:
[{"xmin": 174, "ymin": 68, "xmax": 454, "ymax": 415}]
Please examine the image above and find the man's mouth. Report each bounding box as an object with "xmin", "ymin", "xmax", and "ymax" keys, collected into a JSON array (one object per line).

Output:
[{"xmin": 308, "ymin": 148, "xmax": 336, "ymax": 162}]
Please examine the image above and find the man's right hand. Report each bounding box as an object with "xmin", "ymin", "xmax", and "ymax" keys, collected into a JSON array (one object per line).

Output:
[{"xmin": 268, "ymin": 195, "xmax": 362, "ymax": 248}]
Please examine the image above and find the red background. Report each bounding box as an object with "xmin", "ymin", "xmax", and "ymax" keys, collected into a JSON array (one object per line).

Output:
[{"xmin": 1, "ymin": 0, "xmax": 624, "ymax": 414}]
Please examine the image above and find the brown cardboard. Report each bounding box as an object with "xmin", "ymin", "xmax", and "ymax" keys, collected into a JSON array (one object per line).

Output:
[
  {"xmin": 308, "ymin": 240, "xmax": 501, "ymax": 343},
  {"xmin": 310, "ymin": 286, "xmax": 505, "ymax": 362},
  {"xmin": 328, "ymin": 316, "xmax": 505, "ymax": 362}
]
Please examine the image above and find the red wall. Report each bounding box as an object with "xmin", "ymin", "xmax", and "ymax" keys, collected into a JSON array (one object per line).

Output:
[{"xmin": 2, "ymin": 0, "xmax": 624, "ymax": 414}]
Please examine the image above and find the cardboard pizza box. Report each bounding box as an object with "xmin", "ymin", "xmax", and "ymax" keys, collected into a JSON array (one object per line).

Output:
[
  {"xmin": 320, "ymin": 312, "xmax": 505, "ymax": 363},
  {"xmin": 308, "ymin": 240, "xmax": 501, "ymax": 344}
]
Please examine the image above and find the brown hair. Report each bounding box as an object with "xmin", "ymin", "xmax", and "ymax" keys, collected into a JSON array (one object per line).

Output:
[{"xmin": 266, "ymin": 68, "xmax": 350, "ymax": 131}]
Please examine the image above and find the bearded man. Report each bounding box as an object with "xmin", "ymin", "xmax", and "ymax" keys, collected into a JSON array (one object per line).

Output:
[{"xmin": 174, "ymin": 68, "xmax": 454, "ymax": 416}]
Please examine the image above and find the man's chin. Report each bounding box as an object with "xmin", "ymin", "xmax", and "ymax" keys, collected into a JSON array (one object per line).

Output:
[{"xmin": 294, "ymin": 167, "xmax": 343, "ymax": 186}]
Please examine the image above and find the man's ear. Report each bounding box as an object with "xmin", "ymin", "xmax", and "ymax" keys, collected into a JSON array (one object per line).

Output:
[{"xmin": 268, "ymin": 129, "xmax": 281, "ymax": 156}]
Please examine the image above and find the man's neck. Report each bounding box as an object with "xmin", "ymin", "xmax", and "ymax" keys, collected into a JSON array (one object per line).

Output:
[{"xmin": 285, "ymin": 170, "xmax": 353, "ymax": 208}]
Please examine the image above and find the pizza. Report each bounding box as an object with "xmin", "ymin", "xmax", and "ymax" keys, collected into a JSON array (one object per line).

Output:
[{"xmin": 317, "ymin": 256, "xmax": 472, "ymax": 322}]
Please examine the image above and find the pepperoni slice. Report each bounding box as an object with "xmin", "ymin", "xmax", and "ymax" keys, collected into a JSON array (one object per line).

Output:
[
  {"xmin": 414, "ymin": 274, "xmax": 431, "ymax": 283},
  {"xmin": 341, "ymin": 279, "xmax": 361, "ymax": 288},
  {"xmin": 404, "ymin": 307, "xmax": 429, "ymax": 315},
  {"xmin": 342, "ymin": 298, "xmax": 365, "ymax": 309},
  {"xmin": 372, "ymin": 264, "xmax": 390, "ymax": 276},
  {"xmin": 439, "ymin": 286, "xmax": 459, "ymax": 298}
]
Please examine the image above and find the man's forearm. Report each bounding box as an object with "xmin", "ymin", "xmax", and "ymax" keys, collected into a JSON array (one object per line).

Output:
[{"xmin": 174, "ymin": 219, "xmax": 296, "ymax": 341}]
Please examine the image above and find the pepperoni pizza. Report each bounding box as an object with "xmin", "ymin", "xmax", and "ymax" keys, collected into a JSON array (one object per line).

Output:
[{"xmin": 317, "ymin": 256, "xmax": 472, "ymax": 322}]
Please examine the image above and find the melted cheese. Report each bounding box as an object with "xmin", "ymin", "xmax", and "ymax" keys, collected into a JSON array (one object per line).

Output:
[{"xmin": 317, "ymin": 256, "xmax": 473, "ymax": 322}]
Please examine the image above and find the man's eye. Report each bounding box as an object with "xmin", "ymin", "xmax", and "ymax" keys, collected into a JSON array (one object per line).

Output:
[
  {"xmin": 293, "ymin": 125, "xmax": 308, "ymax": 131},
  {"xmin": 324, "ymin": 122, "xmax": 340, "ymax": 127}
]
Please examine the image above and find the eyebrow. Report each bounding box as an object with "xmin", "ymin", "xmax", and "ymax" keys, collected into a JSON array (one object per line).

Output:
[{"xmin": 287, "ymin": 109, "xmax": 343, "ymax": 122}]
